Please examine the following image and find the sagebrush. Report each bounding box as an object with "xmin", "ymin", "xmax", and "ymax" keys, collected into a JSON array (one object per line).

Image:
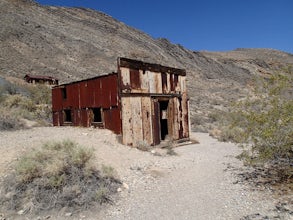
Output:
[
  {"xmin": 0, "ymin": 79, "xmax": 52, "ymax": 130},
  {"xmin": 0, "ymin": 140, "xmax": 121, "ymax": 214},
  {"xmin": 222, "ymin": 68, "xmax": 293, "ymax": 182}
]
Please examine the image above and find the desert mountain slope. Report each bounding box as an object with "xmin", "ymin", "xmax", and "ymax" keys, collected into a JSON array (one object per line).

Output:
[{"xmin": 1, "ymin": 0, "xmax": 293, "ymax": 130}]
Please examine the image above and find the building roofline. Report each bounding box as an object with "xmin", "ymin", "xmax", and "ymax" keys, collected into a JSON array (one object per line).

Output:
[
  {"xmin": 52, "ymin": 72, "xmax": 117, "ymax": 88},
  {"xmin": 24, "ymin": 74, "xmax": 59, "ymax": 80},
  {"xmin": 118, "ymin": 57, "xmax": 186, "ymax": 76},
  {"xmin": 53, "ymin": 57, "xmax": 187, "ymax": 89}
]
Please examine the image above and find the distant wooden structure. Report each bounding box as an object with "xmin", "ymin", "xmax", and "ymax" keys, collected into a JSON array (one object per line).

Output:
[
  {"xmin": 24, "ymin": 74, "xmax": 59, "ymax": 85},
  {"xmin": 52, "ymin": 57, "xmax": 190, "ymax": 147}
]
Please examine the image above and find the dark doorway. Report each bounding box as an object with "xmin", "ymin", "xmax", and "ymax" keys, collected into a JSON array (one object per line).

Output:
[
  {"xmin": 92, "ymin": 108, "xmax": 102, "ymax": 123},
  {"xmin": 159, "ymin": 100, "xmax": 169, "ymax": 140},
  {"xmin": 64, "ymin": 109, "xmax": 72, "ymax": 123}
]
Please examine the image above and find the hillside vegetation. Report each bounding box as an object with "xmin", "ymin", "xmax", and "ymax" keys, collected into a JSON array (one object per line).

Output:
[
  {"xmin": 1, "ymin": 0, "xmax": 293, "ymax": 130},
  {"xmin": 0, "ymin": 76, "xmax": 51, "ymax": 130}
]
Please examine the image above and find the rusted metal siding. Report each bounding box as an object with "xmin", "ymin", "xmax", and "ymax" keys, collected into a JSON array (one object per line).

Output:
[
  {"xmin": 52, "ymin": 57, "xmax": 189, "ymax": 147},
  {"xmin": 104, "ymin": 107, "xmax": 121, "ymax": 134},
  {"xmin": 52, "ymin": 73, "xmax": 121, "ymax": 134},
  {"xmin": 52, "ymin": 89, "xmax": 62, "ymax": 111}
]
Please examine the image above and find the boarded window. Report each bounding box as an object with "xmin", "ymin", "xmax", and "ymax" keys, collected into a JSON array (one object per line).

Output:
[
  {"xmin": 130, "ymin": 69, "xmax": 140, "ymax": 89},
  {"xmin": 161, "ymin": 72, "xmax": 167, "ymax": 93},
  {"xmin": 64, "ymin": 109, "xmax": 72, "ymax": 122}
]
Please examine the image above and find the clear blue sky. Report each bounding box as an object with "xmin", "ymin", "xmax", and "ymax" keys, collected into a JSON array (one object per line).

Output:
[{"xmin": 36, "ymin": 0, "xmax": 293, "ymax": 54}]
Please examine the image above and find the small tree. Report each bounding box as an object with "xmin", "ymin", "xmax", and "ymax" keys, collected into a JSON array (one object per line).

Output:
[{"xmin": 228, "ymin": 67, "xmax": 293, "ymax": 181}]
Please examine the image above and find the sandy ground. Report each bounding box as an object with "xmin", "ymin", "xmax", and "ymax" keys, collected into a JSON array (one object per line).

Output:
[{"xmin": 0, "ymin": 127, "xmax": 291, "ymax": 220}]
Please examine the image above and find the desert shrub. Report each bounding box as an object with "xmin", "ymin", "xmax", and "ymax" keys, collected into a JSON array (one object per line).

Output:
[
  {"xmin": 0, "ymin": 140, "xmax": 121, "ymax": 214},
  {"xmin": 2, "ymin": 94, "xmax": 35, "ymax": 111},
  {"xmin": 26, "ymin": 84, "xmax": 51, "ymax": 105},
  {"xmin": 224, "ymin": 69, "xmax": 293, "ymax": 182},
  {"xmin": 0, "ymin": 109, "xmax": 25, "ymax": 130},
  {"xmin": 0, "ymin": 81, "xmax": 52, "ymax": 128}
]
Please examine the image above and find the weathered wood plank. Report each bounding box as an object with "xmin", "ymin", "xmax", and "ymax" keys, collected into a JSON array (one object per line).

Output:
[
  {"xmin": 131, "ymin": 97, "xmax": 143, "ymax": 146},
  {"xmin": 121, "ymin": 97, "xmax": 133, "ymax": 146},
  {"xmin": 140, "ymin": 70, "xmax": 149, "ymax": 92},
  {"xmin": 141, "ymin": 97, "xmax": 152, "ymax": 145}
]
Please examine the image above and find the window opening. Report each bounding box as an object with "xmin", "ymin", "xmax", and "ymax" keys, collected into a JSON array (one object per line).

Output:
[
  {"xmin": 92, "ymin": 108, "xmax": 102, "ymax": 123},
  {"xmin": 64, "ymin": 109, "xmax": 71, "ymax": 122},
  {"xmin": 61, "ymin": 88, "xmax": 67, "ymax": 99}
]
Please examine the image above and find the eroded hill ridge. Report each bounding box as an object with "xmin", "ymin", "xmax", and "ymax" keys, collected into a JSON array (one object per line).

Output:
[{"xmin": 1, "ymin": 0, "xmax": 293, "ymax": 130}]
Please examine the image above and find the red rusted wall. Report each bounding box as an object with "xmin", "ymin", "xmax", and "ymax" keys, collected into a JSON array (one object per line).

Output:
[{"xmin": 52, "ymin": 73, "xmax": 121, "ymax": 134}]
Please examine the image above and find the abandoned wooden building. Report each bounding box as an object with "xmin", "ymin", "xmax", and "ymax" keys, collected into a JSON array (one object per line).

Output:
[
  {"xmin": 24, "ymin": 74, "xmax": 59, "ymax": 85},
  {"xmin": 52, "ymin": 58, "xmax": 190, "ymax": 146}
]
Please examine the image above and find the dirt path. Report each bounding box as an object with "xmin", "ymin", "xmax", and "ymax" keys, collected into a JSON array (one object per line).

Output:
[{"xmin": 0, "ymin": 127, "xmax": 291, "ymax": 219}]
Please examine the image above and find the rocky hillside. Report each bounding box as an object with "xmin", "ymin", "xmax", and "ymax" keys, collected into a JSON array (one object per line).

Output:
[{"xmin": 1, "ymin": 0, "xmax": 293, "ymax": 130}]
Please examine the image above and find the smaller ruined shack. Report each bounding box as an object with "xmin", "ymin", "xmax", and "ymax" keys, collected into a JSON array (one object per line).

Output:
[
  {"xmin": 52, "ymin": 58, "xmax": 190, "ymax": 146},
  {"xmin": 24, "ymin": 74, "xmax": 59, "ymax": 85}
]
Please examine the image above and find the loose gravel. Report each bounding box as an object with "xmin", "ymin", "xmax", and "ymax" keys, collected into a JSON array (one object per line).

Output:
[{"xmin": 0, "ymin": 127, "xmax": 291, "ymax": 220}]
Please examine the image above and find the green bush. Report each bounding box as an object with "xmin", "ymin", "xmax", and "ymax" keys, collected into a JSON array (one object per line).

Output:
[
  {"xmin": 226, "ymin": 69, "xmax": 293, "ymax": 181},
  {"xmin": 0, "ymin": 109, "xmax": 25, "ymax": 130},
  {"xmin": 0, "ymin": 81, "xmax": 52, "ymax": 129},
  {"xmin": 0, "ymin": 141, "xmax": 121, "ymax": 213}
]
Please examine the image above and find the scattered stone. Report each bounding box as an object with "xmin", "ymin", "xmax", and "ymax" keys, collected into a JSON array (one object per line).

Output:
[
  {"xmin": 122, "ymin": 182, "xmax": 129, "ymax": 190},
  {"xmin": 65, "ymin": 212, "xmax": 72, "ymax": 217},
  {"xmin": 4, "ymin": 192, "xmax": 12, "ymax": 199},
  {"xmin": 17, "ymin": 210, "xmax": 25, "ymax": 215},
  {"xmin": 0, "ymin": 213, "xmax": 5, "ymax": 220}
]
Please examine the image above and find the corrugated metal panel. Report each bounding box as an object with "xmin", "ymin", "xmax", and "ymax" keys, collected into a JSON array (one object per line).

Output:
[
  {"xmin": 80, "ymin": 109, "xmax": 88, "ymax": 127},
  {"xmin": 79, "ymin": 81, "xmax": 89, "ymax": 108},
  {"xmin": 52, "ymin": 89, "xmax": 62, "ymax": 111},
  {"xmin": 52, "ymin": 111, "xmax": 59, "ymax": 126},
  {"xmin": 87, "ymin": 79, "xmax": 97, "ymax": 107},
  {"xmin": 109, "ymin": 74, "xmax": 118, "ymax": 106},
  {"xmin": 104, "ymin": 107, "xmax": 121, "ymax": 134},
  {"xmin": 101, "ymin": 77, "xmax": 111, "ymax": 108},
  {"xmin": 93, "ymin": 78, "xmax": 102, "ymax": 107}
]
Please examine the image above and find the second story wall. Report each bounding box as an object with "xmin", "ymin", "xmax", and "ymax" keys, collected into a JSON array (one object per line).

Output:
[{"xmin": 118, "ymin": 58, "xmax": 187, "ymax": 95}]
